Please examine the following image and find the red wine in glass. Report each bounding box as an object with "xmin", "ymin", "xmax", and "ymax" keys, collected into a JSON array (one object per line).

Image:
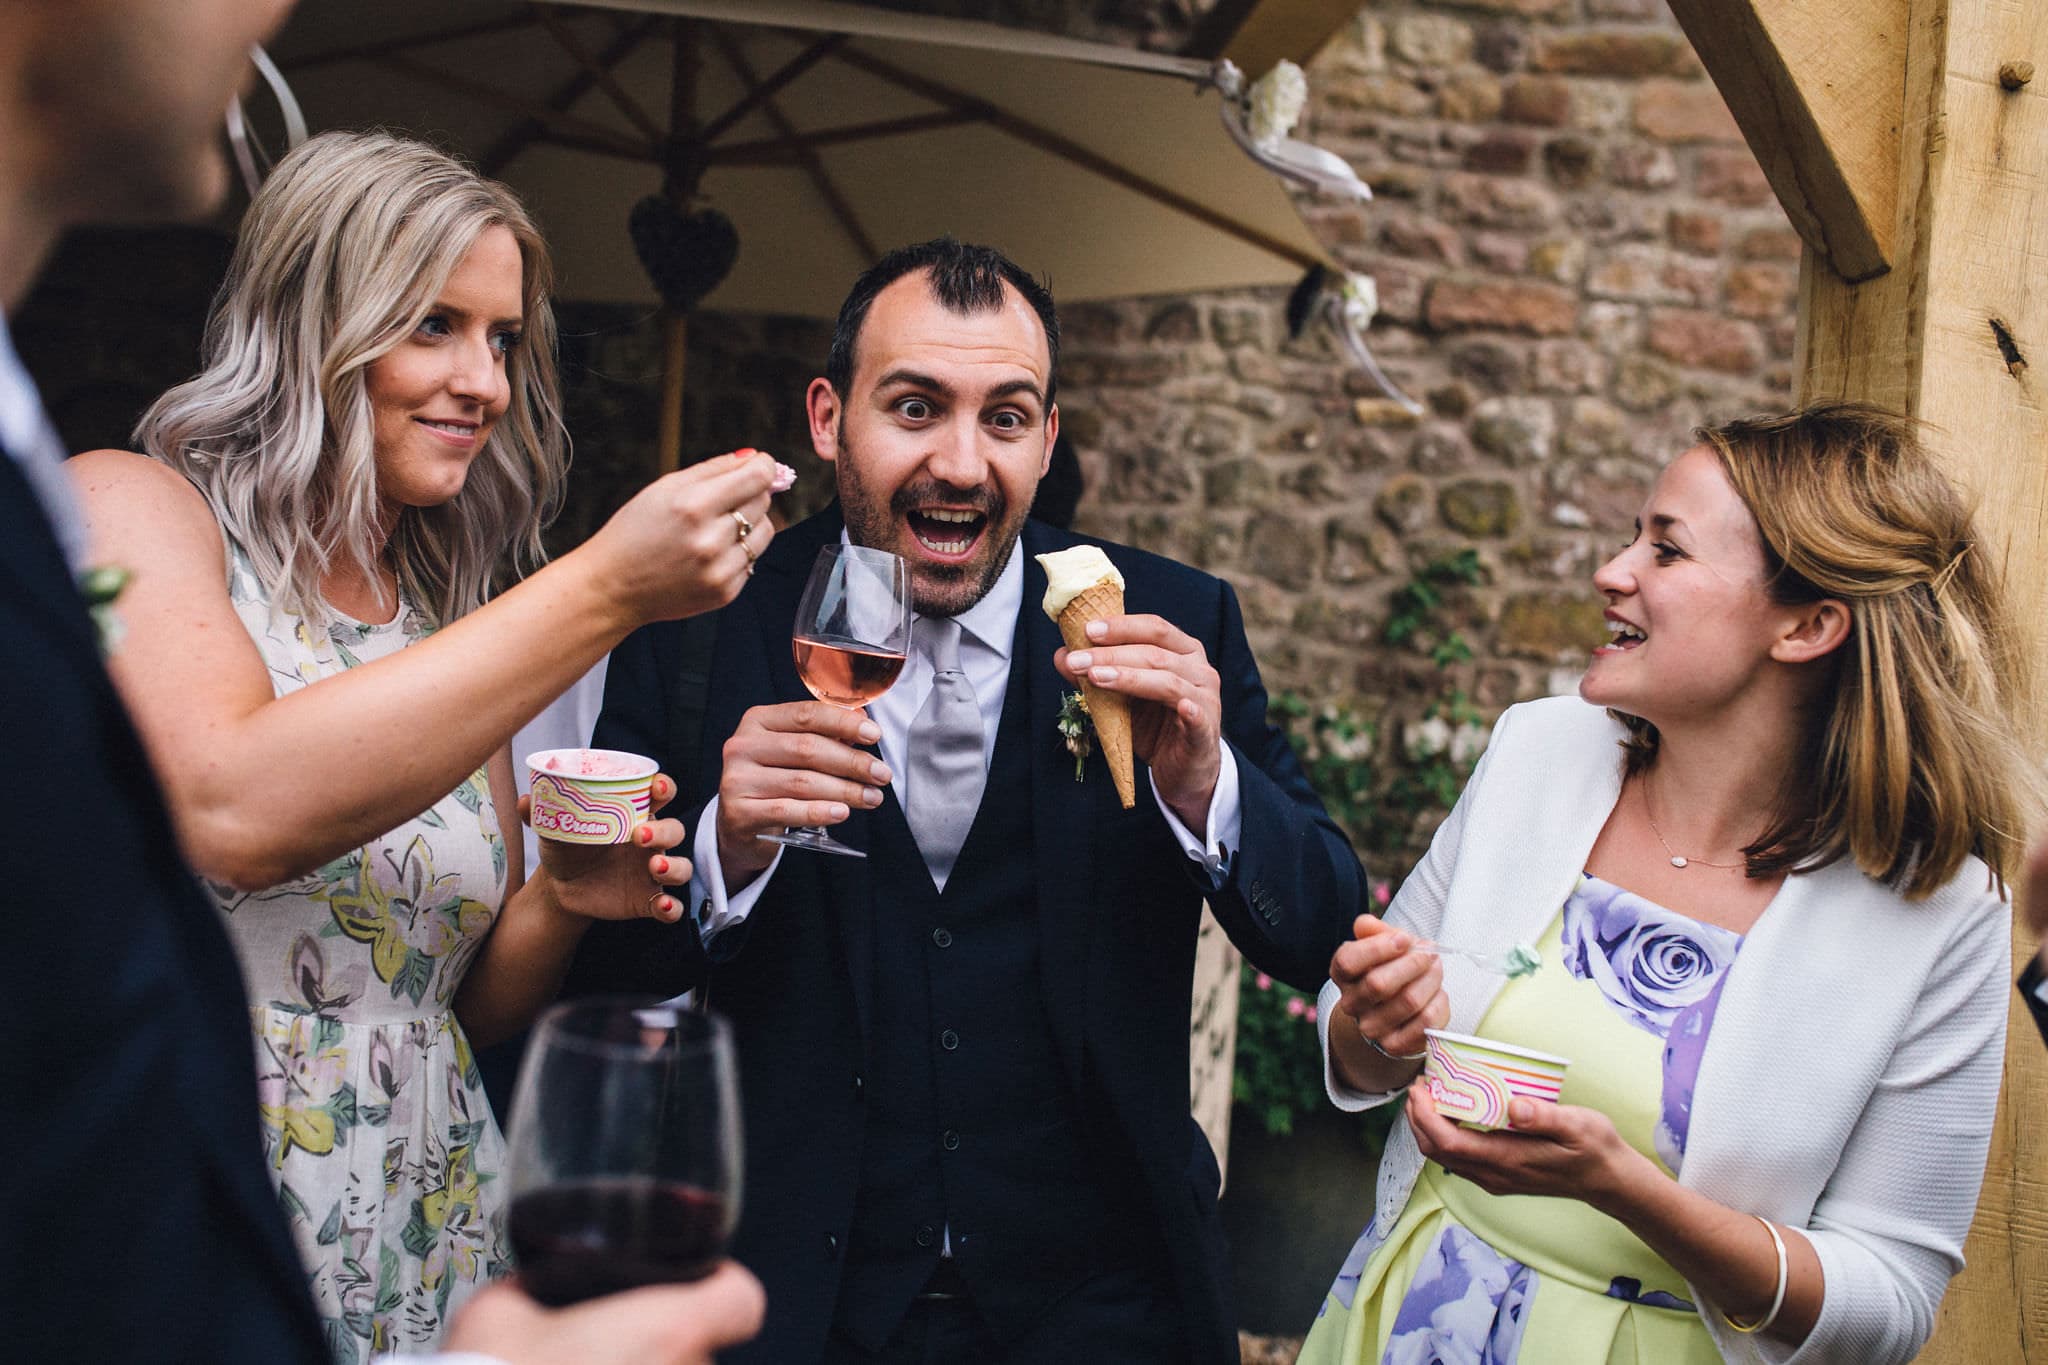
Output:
[
  {"xmin": 762, "ymin": 544, "xmax": 912, "ymax": 858},
  {"xmin": 794, "ymin": 634, "xmax": 908, "ymax": 708},
  {"xmin": 509, "ymin": 1176, "xmax": 730, "ymax": 1307},
  {"xmin": 505, "ymin": 1001, "xmax": 742, "ymax": 1306}
]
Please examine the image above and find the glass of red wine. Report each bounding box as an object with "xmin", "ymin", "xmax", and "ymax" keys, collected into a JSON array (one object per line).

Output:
[
  {"xmin": 761, "ymin": 542, "xmax": 911, "ymax": 858},
  {"xmin": 505, "ymin": 999, "xmax": 742, "ymax": 1307}
]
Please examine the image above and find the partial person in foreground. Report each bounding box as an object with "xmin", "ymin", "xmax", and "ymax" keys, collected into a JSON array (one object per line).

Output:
[
  {"xmin": 0, "ymin": 3, "xmax": 764, "ymax": 1353},
  {"xmin": 1301, "ymin": 404, "xmax": 2032, "ymax": 1364},
  {"xmin": 67, "ymin": 128, "xmax": 785, "ymax": 1353},
  {"xmin": 578, "ymin": 237, "xmax": 1366, "ymax": 1363}
]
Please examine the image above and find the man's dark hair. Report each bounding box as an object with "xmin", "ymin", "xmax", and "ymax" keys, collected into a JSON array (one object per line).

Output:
[
  {"xmin": 826, "ymin": 237, "xmax": 1060, "ymax": 407},
  {"xmin": 1030, "ymin": 434, "xmax": 1084, "ymax": 530}
]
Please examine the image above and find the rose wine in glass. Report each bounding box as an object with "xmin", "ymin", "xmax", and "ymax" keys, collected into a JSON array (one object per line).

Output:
[
  {"xmin": 505, "ymin": 1000, "xmax": 742, "ymax": 1306},
  {"xmin": 763, "ymin": 544, "xmax": 911, "ymax": 858}
]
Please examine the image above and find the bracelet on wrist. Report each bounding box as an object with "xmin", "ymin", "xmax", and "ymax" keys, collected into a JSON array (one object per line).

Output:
[
  {"xmin": 1362, "ymin": 1032, "xmax": 1428, "ymax": 1063},
  {"xmin": 1723, "ymin": 1216, "xmax": 1787, "ymax": 1335}
]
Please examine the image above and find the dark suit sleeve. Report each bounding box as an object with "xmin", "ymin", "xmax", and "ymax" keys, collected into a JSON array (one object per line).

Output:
[
  {"xmin": 1198, "ymin": 579, "xmax": 1365, "ymax": 992},
  {"xmin": 2021, "ymin": 953, "xmax": 2048, "ymax": 1049},
  {"xmin": 562, "ymin": 619, "xmax": 711, "ymax": 998}
]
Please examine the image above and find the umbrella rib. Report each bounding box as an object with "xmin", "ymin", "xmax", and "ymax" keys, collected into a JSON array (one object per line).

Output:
[
  {"xmin": 708, "ymin": 27, "xmax": 877, "ymax": 262},
  {"xmin": 832, "ymin": 46, "xmax": 1321, "ymax": 272},
  {"xmin": 707, "ymin": 111, "xmax": 984, "ymax": 164},
  {"xmin": 533, "ymin": 5, "xmax": 666, "ymax": 145},
  {"xmin": 699, "ymin": 33, "xmax": 845, "ymax": 144},
  {"xmin": 278, "ymin": 14, "xmax": 539, "ymax": 72},
  {"xmin": 368, "ymin": 53, "xmax": 654, "ymax": 163},
  {"xmin": 482, "ymin": 15, "xmax": 661, "ymax": 175}
]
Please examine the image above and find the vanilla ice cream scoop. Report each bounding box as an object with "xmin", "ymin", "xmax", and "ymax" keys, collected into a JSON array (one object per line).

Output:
[{"xmin": 1037, "ymin": 545, "xmax": 1125, "ymax": 620}]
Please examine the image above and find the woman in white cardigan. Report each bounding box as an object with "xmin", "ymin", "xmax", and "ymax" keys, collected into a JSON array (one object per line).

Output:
[{"xmin": 1300, "ymin": 405, "xmax": 2034, "ymax": 1365}]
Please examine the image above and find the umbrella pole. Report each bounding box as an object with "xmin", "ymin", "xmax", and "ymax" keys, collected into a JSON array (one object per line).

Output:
[{"xmin": 658, "ymin": 309, "xmax": 686, "ymax": 473}]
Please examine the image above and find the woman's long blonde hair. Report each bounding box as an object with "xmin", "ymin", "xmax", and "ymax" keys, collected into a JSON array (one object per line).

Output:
[
  {"xmin": 1617, "ymin": 403, "xmax": 2037, "ymax": 898},
  {"xmin": 137, "ymin": 129, "xmax": 567, "ymax": 629}
]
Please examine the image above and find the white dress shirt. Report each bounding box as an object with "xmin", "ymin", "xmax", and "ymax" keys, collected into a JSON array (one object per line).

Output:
[
  {"xmin": 687, "ymin": 536, "xmax": 1243, "ymax": 937},
  {"xmin": 0, "ymin": 310, "xmax": 89, "ymax": 571}
]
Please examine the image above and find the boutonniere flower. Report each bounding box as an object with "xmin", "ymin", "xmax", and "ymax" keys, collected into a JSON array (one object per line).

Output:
[
  {"xmin": 78, "ymin": 563, "xmax": 131, "ymax": 656},
  {"xmin": 1056, "ymin": 689, "xmax": 1095, "ymax": 782}
]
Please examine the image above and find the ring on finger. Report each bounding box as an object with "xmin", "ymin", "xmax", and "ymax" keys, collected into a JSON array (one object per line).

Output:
[
  {"xmin": 740, "ymin": 538, "xmax": 758, "ymax": 574},
  {"xmin": 731, "ymin": 510, "xmax": 754, "ymax": 541},
  {"xmin": 648, "ymin": 890, "xmax": 669, "ymax": 914}
]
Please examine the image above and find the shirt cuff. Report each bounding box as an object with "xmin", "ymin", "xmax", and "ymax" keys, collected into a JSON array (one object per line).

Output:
[
  {"xmin": 1317, "ymin": 978, "xmax": 1407, "ymax": 1113},
  {"xmin": 1150, "ymin": 740, "xmax": 1241, "ymax": 887},
  {"xmin": 690, "ymin": 795, "xmax": 781, "ymax": 940}
]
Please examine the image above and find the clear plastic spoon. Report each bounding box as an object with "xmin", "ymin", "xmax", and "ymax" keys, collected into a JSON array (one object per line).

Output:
[{"xmin": 1417, "ymin": 940, "xmax": 1541, "ymax": 978}]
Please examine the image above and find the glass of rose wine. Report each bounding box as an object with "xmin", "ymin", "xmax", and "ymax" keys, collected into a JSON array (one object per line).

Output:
[
  {"xmin": 762, "ymin": 543, "xmax": 911, "ymax": 858},
  {"xmin": 505, "ymin": 999, "xmax": 742, "ymax": 1306}
]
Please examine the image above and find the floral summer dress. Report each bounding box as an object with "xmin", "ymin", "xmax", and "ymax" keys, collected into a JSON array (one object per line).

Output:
[
  {"xmin": 1301, "ymin": 874, "xmax": 1743, "ymax": 1365},
  {"xmin": 207, "ymin": 544, "xmax": 512, "ymax": 1361}
]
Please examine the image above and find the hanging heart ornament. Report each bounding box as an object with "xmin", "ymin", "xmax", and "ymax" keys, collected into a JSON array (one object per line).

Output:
[{"xmin": 629, "ymin": 196, "xmax": 739, "ymax": 313}]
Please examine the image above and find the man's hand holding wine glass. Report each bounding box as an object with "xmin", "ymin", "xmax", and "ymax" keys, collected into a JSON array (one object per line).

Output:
[
  {"xmin": 443, "ymin": 1264, "xmax": 764, "ymax": 1365},
  {"xmin": 714, "ymin": 701, "xmax": 894, "ymax": 887}
]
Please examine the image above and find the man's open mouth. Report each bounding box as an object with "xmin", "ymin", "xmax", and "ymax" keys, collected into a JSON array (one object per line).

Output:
[{"xmin": 906, "ymin": 508, "xmax": 989, "ymax": 560}]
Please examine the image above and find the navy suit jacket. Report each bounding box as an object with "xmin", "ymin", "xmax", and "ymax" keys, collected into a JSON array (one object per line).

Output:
[
  {"xmin": 582, "ymin": 508, "xmax": 1364, "ymax": 1364},
  {"xmin": 0, "ymin": 452, "xmax": 327, "ymax": 1363}
]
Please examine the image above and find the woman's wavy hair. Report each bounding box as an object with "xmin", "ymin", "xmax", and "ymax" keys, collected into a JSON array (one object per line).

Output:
[
  {"xmin": 1615, "ymin": 403, "xmax": 2037, "ymax": 898},
  {"xmin": 137, "ymin": 129, "xmax": 567, "ymax": 629}
]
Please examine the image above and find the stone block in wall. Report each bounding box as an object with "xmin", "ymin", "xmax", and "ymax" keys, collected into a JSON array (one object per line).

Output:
[
  {"xmin": 1439, "ymin": 478, "xmax": 1522, "ymax": 537},
  {"xmin": 1668, "ymin": 209, "xmax": 1725, "ymax": 256},
  {"xmin": 1206, "ymin": 457, "xmax": 1274, "ymax": 508},
  {"xmin": 1425, "ymin": 276, "xmax": 1579, "ymax": 336},
  {"xmin": 1185, "ymin": 408, "xmax": 1253, "ymax": 459},
  {"xmin": 1145, "ymin": 300, "xmax": 1203, "ymax": 343},
  {"xmin": 1210, "ymin": 303, "xmax": 1270, "ymax": 350},
  {"xmin": 1463, "ymin": 132, "xmax": 1537, "ymax": 175},
  {"xmin": 1498, "ymin": 590, "xmax": 1610, "ymax": 660},
  {"xmin": 1471, "ymin": 232, "xmax": 1531, "ymax": 274},
  {"xmin": 1612, "ymin": 352, "xmax": 1680, "ymax": 411},
  {"xmin": 1532, "ymin": 31, "xmax": 1691, "ymax": 77},
  {"xmin": 1353, "ymin": 397, "xmax": 1426, "ymax": 429},
  {"xmin": 1528, "ymin": 236, "xmax": 1589, "ymax": 285},
  {"xmin": 1380, "ymin": 214, "xmax": 1466, "ymax": 264},
  {"xmin": 1475, "ymin": 22, "xmax": 1530, "ymax": 73},
  {"xmin": 1439, "ymin": 68, "xmax": 1506, "ymax": 121},
  {"xmin": 1698, "ymin": 148, "xmax": 1775, "ymax": 205},
  {"xmin": 1325, "ymin": 73, "xmax": 1436, "ymax": 117},
  {"xmin": 1440, "ymin": 173, "xmax": 1561, "ymax": 230},
  {"xmin": 1245, "ymin": 512, "xmax": 1321, "ymax": 590},
  {"xmin": 1647, "ymin": 309, "xmax": 1763, "ymax": 374},
  {"xmin": 1586, "ymin": 243, "xmax": 1717, "ymax": 305},
  {"xmin": 1739, "ymin": 226, "xmax": 1804, "ymax": 260},
  {"xmin": 1502, "ymin": 75, "xmax": 1572, "ymax": 126},
  {"xmin": 1632, "ymin": 77, "xmax": 1743, "ymax": 143},
  {"xmin": 1108, "ymin": 442, "xmax": 1197, "ymax": 504},
  {"xmin": 1327, "ymin": 520, "xmax": 1400, "ymax": 583},
  {"xmin": 1543, "ymin": 136, "xmax": 1600, "ymax": 188},
  {"xmin": 1567, "ymin": 81, "xmax": 1635, "ymax": 133},
  {"xmin": 1449, "ymin": 338, "xmax": 1531, "ymax": 391},
  {"xmin": 1411, "ymin": 424, "xmax": 1475, "ymax": 473},
  {"xmin": 1531, "ymin": 339, "xmax": 1607, "ymax": 394},
  {"xmin": 1375, "ymin": 473, "xmax": 1435, "ymax": 534},
  {"xmin": 1392, "ymin": 13, "xmax": 1477, "ymax": 66},
  {"xmin": 1726, "ymin": 263, "xmax": 1797, "ymax": 320},
  {"xmin": 1471, "ymin": 396, "xmax": 1558, "ymax": 464},
  {"xmin": 1606, "ymin": 143, "xmax": 1680, "ymax": 190},
  {"xmin": 1581, "ymin": 300, "xmax": 1642, "ymax": 354},
  {"xmin": 1429, "ymin": 0, "xmax": 1571, "ymax": 17},
  {"xmin": 1561, "ymin": 397, "xmax": 1631, "ymax": 457}
]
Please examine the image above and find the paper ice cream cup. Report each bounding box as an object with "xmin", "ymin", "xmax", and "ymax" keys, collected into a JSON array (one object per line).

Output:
[
  {"xmin": 526, "ymin": 748, "xmax": 659, "ymax": 845},
  {"xmin": 1422, "ymin": 1029, "xmax": 1569, "ymax": 1132}
]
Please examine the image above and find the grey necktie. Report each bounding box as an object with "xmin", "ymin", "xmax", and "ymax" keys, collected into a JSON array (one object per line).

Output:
[{"xmin": 904, "ymin": 616, "xmax": 984, "ymax": 886}]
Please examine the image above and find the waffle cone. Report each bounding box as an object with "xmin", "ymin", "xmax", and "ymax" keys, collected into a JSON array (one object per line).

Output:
[{"xmin": 1057, "ymin": 582, "xmax": 1136, "ymax": 808}]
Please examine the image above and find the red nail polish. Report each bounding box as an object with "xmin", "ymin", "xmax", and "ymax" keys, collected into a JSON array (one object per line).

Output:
[{"xmin": 653, "ymin": 856, "xmax": 670, "ymax": 876}]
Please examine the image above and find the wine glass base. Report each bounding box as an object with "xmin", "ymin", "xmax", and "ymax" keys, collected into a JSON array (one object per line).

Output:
[{"xmin": 758, "ymin": 827, "xmax": 867, "ymax": 858}]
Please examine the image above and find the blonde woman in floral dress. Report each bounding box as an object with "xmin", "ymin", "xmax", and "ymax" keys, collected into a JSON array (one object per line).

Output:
[
  {"xmin": 1303, "ymin": 406, "xmax": 2034, "ymax": 1365},
  {"xmin": 71, "ymin": 131, "xmax": 779, "ymax": 1360}
]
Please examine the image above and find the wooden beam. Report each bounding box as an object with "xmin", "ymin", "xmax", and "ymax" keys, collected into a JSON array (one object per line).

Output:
[
  {"xmin": 1669, "ymin": 0, "xmax": 1906, "ymax": 283},
  {"xmin": 1788, "ymin": 0, "xmax": 2048, "ymax": 1357},
  {"xmin": 831, "ymin": 46, "xmax": 1323, "ymax": 273},
  {"xmin": 709, "ymin": 27, "xmax": 877, "ymax": 263},
  {"xmin": 481, "ymin": 14, "xmax": 659, "ymax": 177}
]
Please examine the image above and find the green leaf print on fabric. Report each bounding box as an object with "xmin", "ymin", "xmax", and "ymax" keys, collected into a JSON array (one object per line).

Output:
[
  {"xmin": 401, "ymin": 1198, "xmax": 440, "ymax": 1260},
  {"xmin": 416, "ymin": 805, "xmax": 449, "ymax": 830},
  {"xmin": 375, "ymin": 1243, "xmax": 404, "ymax": 1315},
  {"xmin": 392, "ymin": 946, "xmax": 434, "ymax": 1005},
  {"xmin": 325, "ymin": 1082, "xmax": 360, "ymax": 1135},
  {"xmin": 279, "ymin": 1181, "xmax": 312, "ymax": 1225},
  {"xmin": 453, "ymin": 773, "xmax": 485, "ymax": 815},
  {"xmin": 318, "ymin": 1202, "xmax": 343, "ymax": 1246},
  {"xmin": 324, "ymin": 1320, "xmax": 362, "ymax": 1365}
]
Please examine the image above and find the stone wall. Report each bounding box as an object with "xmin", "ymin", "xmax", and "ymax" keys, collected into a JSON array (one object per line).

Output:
[{"xmin": 1049, "ymin": 5, "xmax": 1794, "ymax": 861}]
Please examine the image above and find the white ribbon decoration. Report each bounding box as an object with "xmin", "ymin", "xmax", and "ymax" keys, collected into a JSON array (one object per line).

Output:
[{"xmin": 226, "ymin": 44, "xmax": 308, "ymax": 197}]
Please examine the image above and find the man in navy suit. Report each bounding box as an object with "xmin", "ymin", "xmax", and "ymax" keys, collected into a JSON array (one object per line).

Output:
[
  {"xmin": 585, "ymin": 239, "xmax": 1365, "ymax": 1363},
  {"xmin": 0, "ymin": 2, "xmax": 760, "ymax": 1360}
]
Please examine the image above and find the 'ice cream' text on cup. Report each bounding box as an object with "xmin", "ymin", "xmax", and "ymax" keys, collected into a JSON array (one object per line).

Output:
[{"xmin": 526, "ymin": 748, "xmax": 659, "ymax": 845}]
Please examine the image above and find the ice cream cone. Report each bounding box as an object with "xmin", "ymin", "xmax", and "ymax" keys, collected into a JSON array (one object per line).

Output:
[{"xmin": 1057, "ymin": 582, "xmax": 1137, "ymax": 808}]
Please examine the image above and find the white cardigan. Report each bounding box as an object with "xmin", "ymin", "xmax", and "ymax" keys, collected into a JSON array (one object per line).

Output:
[{"xmin": 1317, "ymin": 696, "xmax": 2010, "ymax": 1364}]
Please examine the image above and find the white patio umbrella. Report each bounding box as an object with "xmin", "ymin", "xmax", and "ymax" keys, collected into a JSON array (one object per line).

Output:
[{"xmin": 259, "ymin": 0, "xmax": 1400, "ymax": 464}]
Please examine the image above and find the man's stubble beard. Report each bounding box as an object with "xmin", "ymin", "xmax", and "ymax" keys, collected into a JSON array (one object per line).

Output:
[{"xmin": 835, "ymin": 428, "xmax": 1025, "ymax": 620}]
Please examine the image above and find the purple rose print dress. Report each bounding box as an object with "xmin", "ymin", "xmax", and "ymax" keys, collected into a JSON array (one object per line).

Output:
[{"xmin": 1299, "ymin": 874, "xmax": 1741, "ymax": 1365}]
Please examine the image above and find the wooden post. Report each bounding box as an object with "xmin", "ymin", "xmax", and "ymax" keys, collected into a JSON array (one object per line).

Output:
[
  {"xmin": 1676, "ymin": 0, "xmax": 2048, "ymax": 1356},
  {"xmin": 657, "ymin": 18, "xmax": 698, "ymax": 476}
]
